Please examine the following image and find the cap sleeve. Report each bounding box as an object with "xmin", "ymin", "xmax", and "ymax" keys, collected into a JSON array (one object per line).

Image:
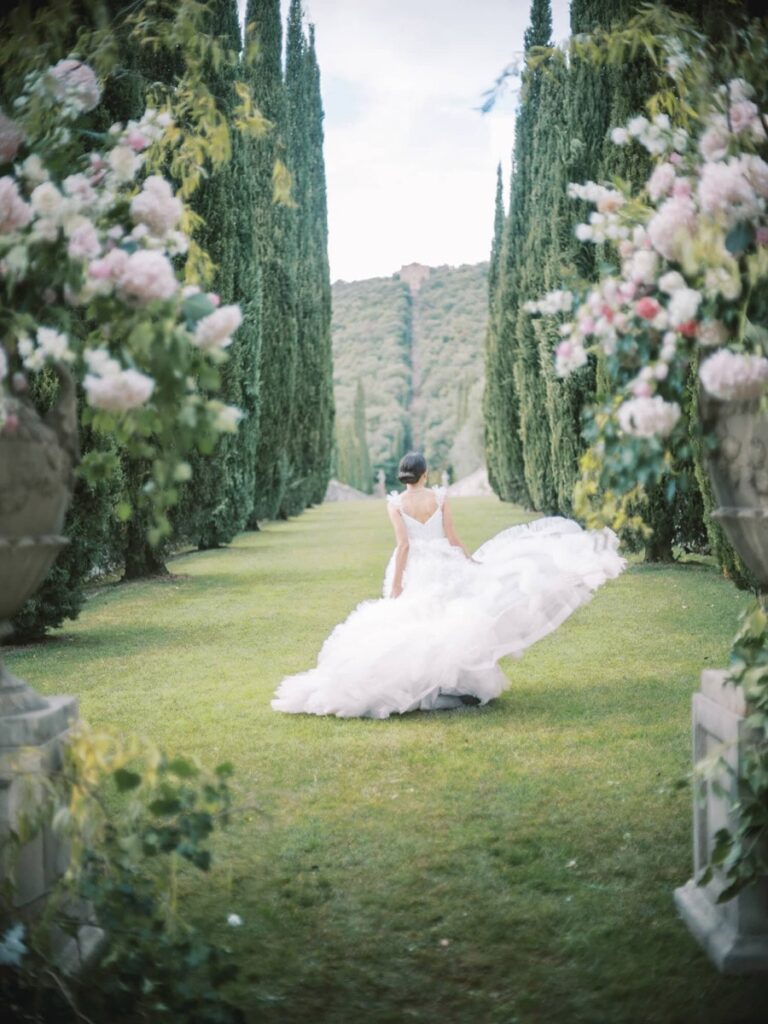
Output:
[{"xmin": 387, "ymin": 490, "xmax": 402, "ymax": 510}]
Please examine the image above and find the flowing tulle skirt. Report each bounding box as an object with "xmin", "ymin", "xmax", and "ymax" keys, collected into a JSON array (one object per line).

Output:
[{"xmin": 271, "ymin": 517, "xmax": 625, "ymax": 719}]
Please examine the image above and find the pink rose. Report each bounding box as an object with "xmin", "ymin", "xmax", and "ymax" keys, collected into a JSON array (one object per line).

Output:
[
  {"xmin": 125, "ymin": 129, "xmax": 150, "ymax": 152},
  {"xmin": 635, "ymin": 297, "xmax": 661, "ymax": 320}
]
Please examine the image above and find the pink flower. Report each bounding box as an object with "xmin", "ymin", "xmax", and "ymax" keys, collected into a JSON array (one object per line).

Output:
[
  {"xmin": 743, "ymin": 155, "xmax": 768, "ymax": 199},
  {"xmin": 647, "ymin": 196, "xmax": 697, "ymax": 261},
  {"xmin": 698, "ymin": 158, "xmax": 760, "ymax": 226},
  {"xmin": 84, "ymin": 367, "xmax": 155, "ymax": 411},
  {"xmin": 192, "ymin": 305, "xmax": 243, "ymax": 350},
  {"xmin": 117, "ymin": 250, "xmax": 178, "ymax": 304},
  {"xmin": 672, "ymin": 178, "xmax": 692, "ymax": 198},
  {"xmin": 635, "ymin": 297, "xmax": 661, "ymax": 320},
  {"xmin": 48, "ymin": 59, "xmax": 101, "ymax": 113},
  {"xmin": 0, "ymin": 111, "xmax": 23, "ymax": 164},
  {"xmin": 554, "ymin": 339, "xmax": 588, "ymax": 377},
  {"xmin": 207, "ymin": 293, "xmax": 220, "ymax": 307},
  {"xmin": 647, "ymin": 162, "xmax": 676, "ymax": 202},
  {"xmin": 0, "ymin": 176, "xmax": 32, "ymax": 234},
  {"xmin": 699, "ymin": 349, "xmax": 768, "ymax": 400},
  {"xmin": 129, "ymin": 175, "xmax": 182, "ymax": 235},
  {"xmin": 68, "ymin": 222, "xmax": 101, "ymax": 260},
  {"xmin": 678, "ymin": 320, "xmax": 698, "ymax": 338},
  {"xmin": 125, "ymin": 129, "xmax": 150, "ymax": 152},
  {"xmin": 729, "ymin": 100, "xmax": 759, "ymax": 136},
  {"xmin": 89, "ymin": 248, "xmax": 128, "ymax": 281},
  {"xmin": 699, "ymin": 116, "xmax": 729, "ymax": 162}
]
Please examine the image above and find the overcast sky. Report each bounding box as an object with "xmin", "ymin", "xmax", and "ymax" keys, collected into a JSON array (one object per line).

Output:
[{"xmin": 251, "ymin": 1, "xmax": 571, "ymax": 282}]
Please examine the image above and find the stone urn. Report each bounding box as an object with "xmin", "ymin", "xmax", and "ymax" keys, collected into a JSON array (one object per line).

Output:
[
  {"xmin": 0, "ymin": 367, "xmax": 81, "ymax": 929},
  {"xmin": 673, "ymin": 392, "xmax": 768, "ymax": 973}
]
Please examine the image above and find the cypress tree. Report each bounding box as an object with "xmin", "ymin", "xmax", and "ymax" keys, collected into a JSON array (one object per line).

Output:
[
  {"xmin": 303, "ymin": 25, "xmax": 334, "ymax": 505},
  {"xmin": 245, "ymin": 0, "xmax": 299, "ymax": 522},
  {"xmin": 174, "ymin": 0, "xmax": 262, "ymax": 551},
  {"xmin": 486, "ymin": 0, "xmax": 553, "ymax": 510},
  {"xmin": 483, "ymin": 164, "xmax": 507, "ymax": 496}
]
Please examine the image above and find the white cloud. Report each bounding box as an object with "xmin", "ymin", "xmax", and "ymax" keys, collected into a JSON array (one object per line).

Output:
[{"xmin": 258, "ymin": 0, "xmax": 572, "ymax": 281}]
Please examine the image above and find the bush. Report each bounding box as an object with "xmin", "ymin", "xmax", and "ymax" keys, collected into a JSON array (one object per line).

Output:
[{"xmin": 0, "ymin": 726, "xmax": 244, "ymax": 1024}]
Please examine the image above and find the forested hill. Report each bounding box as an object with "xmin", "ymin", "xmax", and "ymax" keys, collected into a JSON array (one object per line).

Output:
[{"xmin": 332, "ymin": 262, "xmax": 489, "ymax": 490}]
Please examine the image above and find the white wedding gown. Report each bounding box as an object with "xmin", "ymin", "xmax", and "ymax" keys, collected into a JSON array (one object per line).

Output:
[{"xmin": 271, "ymin": 487, "xmax": 625, "ymax": 719}]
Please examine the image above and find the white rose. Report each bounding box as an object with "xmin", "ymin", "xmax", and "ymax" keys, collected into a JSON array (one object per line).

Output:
[
  {"xmin": 31, "ymin": 181, "xmax": 63, "ymax": 218},
  {"xmin": 108, "ymin": 145, "xmax": 141, "ymax": 182},
  {"xmin": 658, "ymin": 271, "xmax": 686, "ymax": 294},
  {"xmin": 667, "ymin": 287, "xmax": 701, "ymax": 328}
]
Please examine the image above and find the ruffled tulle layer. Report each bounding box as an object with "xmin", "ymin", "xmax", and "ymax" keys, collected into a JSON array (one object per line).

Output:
[{"xmin": 271, "ymin": 517, "xmax": 625, "ymax": 719}]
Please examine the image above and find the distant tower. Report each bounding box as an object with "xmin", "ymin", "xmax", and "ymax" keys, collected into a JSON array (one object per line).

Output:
[{"xmin": 397, "ymin": 263, "xmax": 431, "ymax": 294}]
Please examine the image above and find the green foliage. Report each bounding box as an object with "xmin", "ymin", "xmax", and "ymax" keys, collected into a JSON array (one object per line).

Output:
[
  {"xmin": 336, "ymin": 379, "xmax": 372, "ymax": 492},
  {"xmin": 246, "ymin": 0, "xmax": 298, "ymax": 521},
  {"xmin": 332, "ymin": 265, "xmax": 489, "ymax": 487},
  {"xmin": 280, "ymin": 10, "xmax": 334, "ymax": 514},
  {"xmin": 331, "ymin": 275, "xmax": 412, "ymax": 485},
  {"xmin": 0, "ymin": 725, "xmax": 242, "ymax": 1023}
]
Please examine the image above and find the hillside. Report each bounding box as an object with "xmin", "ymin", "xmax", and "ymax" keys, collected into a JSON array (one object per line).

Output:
[{"xmin": 331, "ymin": 262, "xmax": 488, "ymax": 488}]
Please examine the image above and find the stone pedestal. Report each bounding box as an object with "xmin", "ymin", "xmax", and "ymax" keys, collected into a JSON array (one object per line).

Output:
[
  {"xmin": 674, "ymin": 669, "xmax": 768, "ymax": 973},
  {"xmin": 0, "ymin": 696, "xmax": 78, "ymax": 916},
  {"xmin": 0, "ymin": 693, "xmax": 102, "ymax": 969}
]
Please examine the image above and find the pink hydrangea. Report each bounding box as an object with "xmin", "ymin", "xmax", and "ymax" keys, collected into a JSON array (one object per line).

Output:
[
  {"xmin": 699, "ymin": 116, "xmax": 729, "ymax": 162},
  {"xmin": 130, "ymin": 175, "xmax": 183, "ymax": 236},
  {"xmin": 617, "ymin": 396, "xmax": 681, "ymax": 438},
  {"xmin": 554, "ymin": 339, "xmax": 588, "ymax": 377},
  {"xmin": 729, "ymin": 100, "xmax": 760, "ymax": 136},
  {"xmin": 117, "ymin": 250, "xmax": 178, "ymax": 304},
  {"xmin": 0, "ymin": 176, "xmax": 32, "ymax": 234},
  {"xmin": 699, "ymin": 349, "xmax": 768, "ymax": 401},
  {"xmin": 48, "ymin": 60, "xmax": 101, "ymax": 113},
  {"xmin": 68, "ymin": 221, "xmax": 101, "ymax": 260},
  {"xmin": 647, "ymin": 196, "xmax": 697, "ymax": 261},
  {"xmin": 647, "ymin": 162, "xmax": 676, "ymax": 202},
  {"xmin": 89, "ymin": 248, "xmax": 129, "ymax": 281},
  {"xmin": 192, "ymin": 305, "xmax": 243, "ymax": 350},
  {"xmin": 84, "ymin": 366, "xmax": 155, "ymax": 411},
  {"xmin": 0, "ymin": 111, "xmax": 23, "ymax": 164},
  {"xmin": 698, "ymin": 158, "xmax": 761, "ymax": 226}
]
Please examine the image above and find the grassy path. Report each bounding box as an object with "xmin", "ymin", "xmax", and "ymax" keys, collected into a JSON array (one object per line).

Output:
[{"xmin": 7, "ymin": 497, "xmax": 764, "ymax": 1023}]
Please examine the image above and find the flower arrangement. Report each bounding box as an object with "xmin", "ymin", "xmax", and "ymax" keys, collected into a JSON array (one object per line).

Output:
[
  {"xmin": 0, "ymin": 58, "xmax": 243, "ymax": 540},
  {"xmin": 526, "ymin": 72, "xmax": 768, "ymax": 518}
]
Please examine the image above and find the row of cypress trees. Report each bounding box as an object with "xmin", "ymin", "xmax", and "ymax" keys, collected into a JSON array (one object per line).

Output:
[
  {"xmin": 484, "ymin": 0, "xmax": 742, "ymax": 563},
  {"xmin": 12, "ymin": 0, "xmax": 334, "ymax": 636}
]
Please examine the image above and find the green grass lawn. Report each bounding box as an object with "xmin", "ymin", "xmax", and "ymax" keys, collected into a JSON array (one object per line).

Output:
[{"xmin": 6, "ymin": 497, "xmax": 765, "ymax": 1024}]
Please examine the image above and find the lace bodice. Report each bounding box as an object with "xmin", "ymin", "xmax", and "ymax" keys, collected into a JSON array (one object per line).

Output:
[{"xmin": 387, "ymin": 486, "xmax": 447, "ymax": 543}]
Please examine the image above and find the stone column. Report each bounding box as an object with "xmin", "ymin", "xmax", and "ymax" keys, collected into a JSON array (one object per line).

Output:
[{"xmin": 674, "ymin": 669, "xmax": 768, "ymax": 973}]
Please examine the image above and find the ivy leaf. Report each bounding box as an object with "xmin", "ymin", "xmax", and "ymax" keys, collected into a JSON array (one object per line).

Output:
[
  {"xmin": 181, "ymin": 292, "xmax": 215, "ymax": 326},
  {"xmin": 113, "ymin": 768, "xmax": 142, "ymax": 792},
  {"xmin": 725, "ymin": 221, "xmax": 754, "ymax": 255},
  {"xmin": 150, "ymin": 797, "xmax": 182, "ymax": 816},
  {"xmin": 167, "ymin": 757, "xmax": 199, "ymax": 779}
]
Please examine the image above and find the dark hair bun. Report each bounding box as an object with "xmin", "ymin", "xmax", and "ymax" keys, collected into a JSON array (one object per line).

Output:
[{"xmin": 397, "ymin": 451, "xmax": 427, "ymax": 484}]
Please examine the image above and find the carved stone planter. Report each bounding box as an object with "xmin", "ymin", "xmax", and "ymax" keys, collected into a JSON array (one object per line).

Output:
[
  {"xmin": 674, "ymin": 393, "xmax": 768, "ymax": 972},
  {"xmin": 674, "ymin": 670, "xmax": 768, "ymax": 973},
  {"xmin": 0, "ymin": 370, "xmax": 81, "ymax": 941}
]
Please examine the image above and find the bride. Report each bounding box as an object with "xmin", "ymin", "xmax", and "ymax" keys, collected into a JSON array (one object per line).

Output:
[{"xmin": 271, "ymin": 452, "xmax": 625, "ymax": 719}]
